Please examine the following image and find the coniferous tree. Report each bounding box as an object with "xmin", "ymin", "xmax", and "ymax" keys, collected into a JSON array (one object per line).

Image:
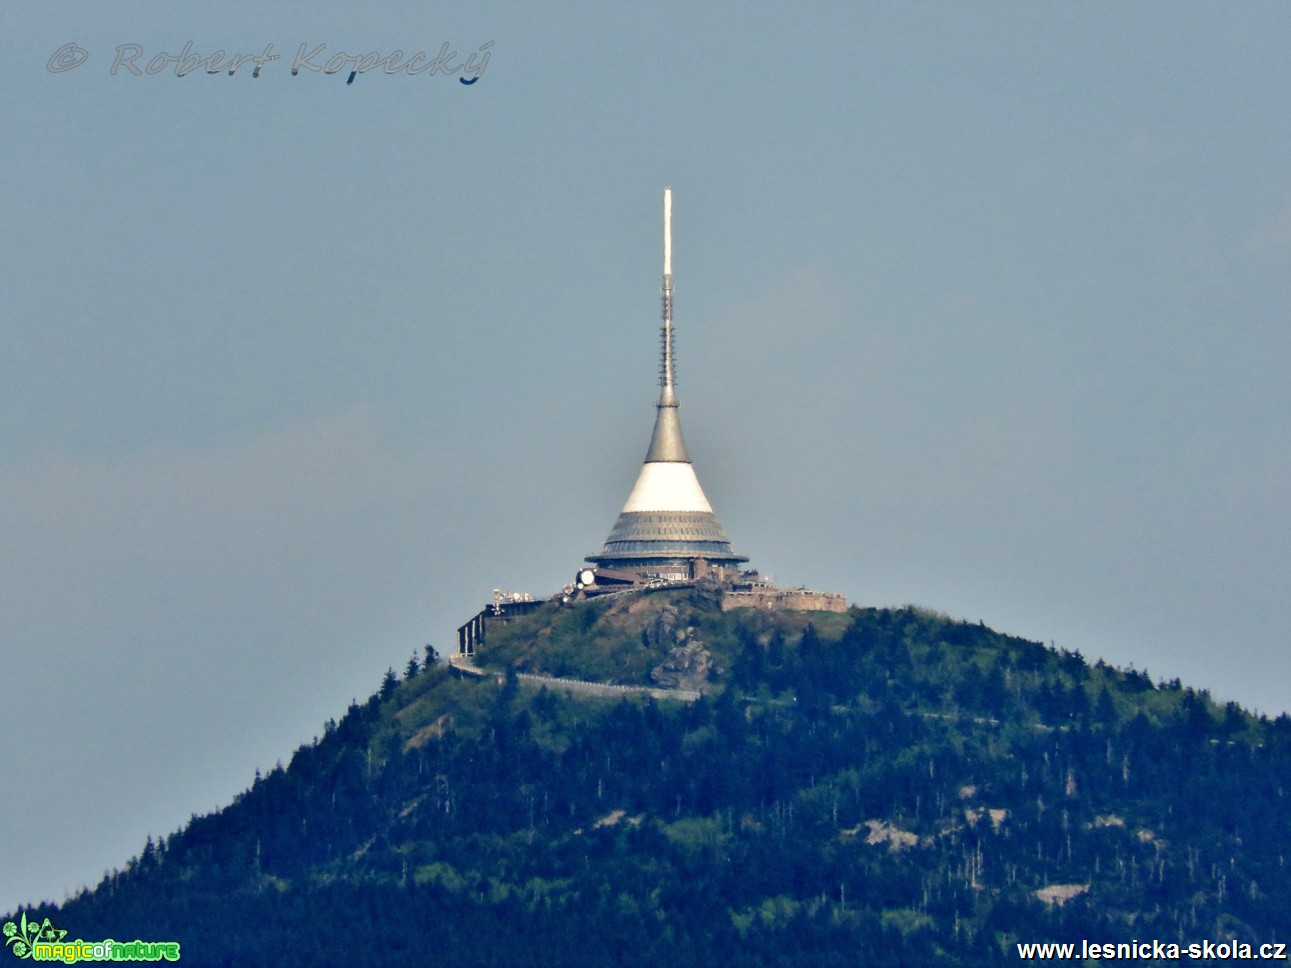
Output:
[{"xmin": 380, "ymin": 667, "xmax": 398, "ymax": 699}]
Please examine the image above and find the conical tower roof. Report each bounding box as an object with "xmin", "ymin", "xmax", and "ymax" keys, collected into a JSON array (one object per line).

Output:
[{"xmin": 586, "ymin": 189, "xmax": 747, "ymax": 577}]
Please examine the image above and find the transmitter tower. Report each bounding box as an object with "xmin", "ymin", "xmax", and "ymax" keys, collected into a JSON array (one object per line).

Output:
[{"xmin": 585, "ymin": 188, "xmax": 748, "ymax": 580}]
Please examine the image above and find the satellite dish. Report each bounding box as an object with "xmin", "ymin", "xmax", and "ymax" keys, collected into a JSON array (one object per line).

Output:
[{"xmin": 578, "ymin": 569, "xmax": 595, "ymax": 586}]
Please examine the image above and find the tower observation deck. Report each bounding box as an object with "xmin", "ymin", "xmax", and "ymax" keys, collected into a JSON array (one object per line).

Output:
[{"xmin": 585, "ymin": 188, "xmax": 748, "ymax": 581}]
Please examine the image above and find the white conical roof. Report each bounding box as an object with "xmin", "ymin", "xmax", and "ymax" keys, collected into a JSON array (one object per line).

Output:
[{"xmin": 620, "ymin": 461, "xmax": 714, "ymax": 513}]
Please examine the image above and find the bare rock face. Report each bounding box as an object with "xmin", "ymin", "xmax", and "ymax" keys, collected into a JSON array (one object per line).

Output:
[
  {"xmin": 650, "ymin": 639, "xmax": 712, "ymax": 692},
  {"xmin": 648, "ymin": 606, "xmax": 682, "ymax": 648},
  {"xmin": 647, "ymin": 607, "xmax": 712, "ymax": 692}
]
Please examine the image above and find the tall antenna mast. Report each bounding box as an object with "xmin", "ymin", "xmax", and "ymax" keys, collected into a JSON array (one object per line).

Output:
[
  {"xmin": 642, "ymin": 186, "xmax": 688, "ymax": 463},
  {"xmin": 659, "ymin": 186, "xmax": 676, "ymax": 407}
]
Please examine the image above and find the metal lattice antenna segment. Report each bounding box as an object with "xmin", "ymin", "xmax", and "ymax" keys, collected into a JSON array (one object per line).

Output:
[{"xmin": 659, "ymin": 186, "xmax": 677, "ymax": 406}]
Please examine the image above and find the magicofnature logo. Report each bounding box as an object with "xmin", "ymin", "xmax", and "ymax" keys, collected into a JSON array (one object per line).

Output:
[
  {"xmin": 3, "ymin": 913, "xmax": 63, "ymax": 959},
  {"xmin": 3, "ymin": 912, "xmax": 179, "ymax": 963}
]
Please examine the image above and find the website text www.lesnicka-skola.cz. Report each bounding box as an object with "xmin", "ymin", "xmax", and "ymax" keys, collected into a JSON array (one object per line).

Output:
[{"xmin": 1017, "ymin": 939, "xmax": 1288, "ymax": 961}]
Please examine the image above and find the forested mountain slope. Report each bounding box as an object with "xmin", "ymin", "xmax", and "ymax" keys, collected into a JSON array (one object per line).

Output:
[{"xmin": 15, "ymin": 589, "xmax": 1291, "ymax": 965}]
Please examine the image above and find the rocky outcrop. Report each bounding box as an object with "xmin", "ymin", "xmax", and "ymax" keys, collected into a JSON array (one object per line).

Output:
[{"xmin": 647, "ymin": 605, "xmax": 713, "ymax": 692}]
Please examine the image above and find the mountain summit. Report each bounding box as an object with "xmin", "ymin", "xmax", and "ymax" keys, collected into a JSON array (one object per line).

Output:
[{"xmin": 13, "ymin": 588, "xmax": 1291, "ymax": 965}]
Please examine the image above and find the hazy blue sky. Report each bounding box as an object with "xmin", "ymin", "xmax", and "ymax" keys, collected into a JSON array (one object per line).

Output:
[{"xmin": 3, "ymin": 1, "xmax": 1288, "ymax": 914}]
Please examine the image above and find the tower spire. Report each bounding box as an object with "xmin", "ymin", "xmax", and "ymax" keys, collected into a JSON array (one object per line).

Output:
[{"xmin": 644, "ymin": 187, "xmax": 688, "ymax": 462}]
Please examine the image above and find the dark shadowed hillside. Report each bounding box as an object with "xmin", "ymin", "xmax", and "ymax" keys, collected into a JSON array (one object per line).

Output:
[{"xmin": 12, "ymin": 588, "xmax": 1291, "ymax": 965}]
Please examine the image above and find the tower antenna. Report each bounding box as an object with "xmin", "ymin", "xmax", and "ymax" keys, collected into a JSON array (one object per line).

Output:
[{"xmin": 660, "ymin": 186, "xmax": 676, "ymax": 406}]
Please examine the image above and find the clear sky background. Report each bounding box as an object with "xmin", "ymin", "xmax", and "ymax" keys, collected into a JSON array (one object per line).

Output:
[{"xmin": 2, "ymin": 1, "xmax": 1288, "ymax": 914}]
